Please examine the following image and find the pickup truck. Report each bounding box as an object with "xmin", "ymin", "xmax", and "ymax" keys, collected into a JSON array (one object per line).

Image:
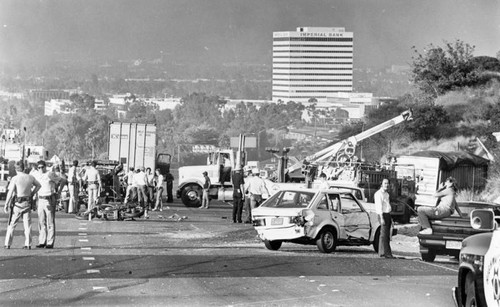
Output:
[{"xmin": 417, "ymin": 201, "xmax": 500, "ymax": 262}]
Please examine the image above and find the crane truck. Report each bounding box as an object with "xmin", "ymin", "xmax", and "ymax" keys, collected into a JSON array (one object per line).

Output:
[{"xmin": 284, "ymin": 109, "xmax": 417, "ymax": 223}]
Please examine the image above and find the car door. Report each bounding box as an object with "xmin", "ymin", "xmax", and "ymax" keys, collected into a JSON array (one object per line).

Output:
[{"xmin": 339, "ymin": 193, "xmax": 371, "ymax": 240}]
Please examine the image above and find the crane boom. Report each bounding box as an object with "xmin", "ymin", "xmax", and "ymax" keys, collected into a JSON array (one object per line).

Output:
[{"xmin": 288, "ymin": 109, "xmax": 413, "ymax": 174}]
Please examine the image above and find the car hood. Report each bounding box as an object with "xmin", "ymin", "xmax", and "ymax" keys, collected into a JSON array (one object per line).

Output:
[{"xmin": 252, "ymin": 207, "xmax": 305, "ymax": 217}]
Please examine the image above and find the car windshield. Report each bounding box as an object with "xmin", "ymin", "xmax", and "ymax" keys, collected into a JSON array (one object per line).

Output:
[{"xmin": 261, "ymin": 190, "xmax": 316, "ymax": 208}]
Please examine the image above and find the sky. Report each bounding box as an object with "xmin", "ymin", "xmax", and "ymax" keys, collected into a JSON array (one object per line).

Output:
[{"xmin": 0, "ymin": 0, "xmax": 499, "ymax": 69}]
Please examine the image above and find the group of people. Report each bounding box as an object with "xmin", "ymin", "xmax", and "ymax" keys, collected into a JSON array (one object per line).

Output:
[
  {"xmin": 374, "ymin": 176, "xmax": 462, "ymax": 259},
  {"xmin": 122, "ymin": 166, "xmax": 174, "ymax": 218}
]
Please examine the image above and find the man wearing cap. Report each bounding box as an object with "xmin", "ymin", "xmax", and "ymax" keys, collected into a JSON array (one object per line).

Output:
[
  {"xmin": 245, "ymin": 168, "xmax": 269, "ymax": 223},
  {"xmin": 231, "ymin": 165, "xmax": 245, "ymax": 223},
  {"xmin": 4, "ymin": 161, "xmax": 41, "ymax": 249},
  {"xmin": 200, "ymin": 171, "xmax": 211, "ymax": 209},
  {"xmin": 33, "ymin": 160, "xmax": 62, "ymax": 249}
]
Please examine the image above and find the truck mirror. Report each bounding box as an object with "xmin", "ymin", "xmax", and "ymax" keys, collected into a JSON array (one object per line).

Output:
[{"xmin": 470, "ymin": 209, "xmax": 496, "ymax": 230}]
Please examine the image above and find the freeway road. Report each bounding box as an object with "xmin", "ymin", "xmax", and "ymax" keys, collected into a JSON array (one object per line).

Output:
[{"xmin": 0, "ymin": 199, "xmax": 459, "ymax": 307}]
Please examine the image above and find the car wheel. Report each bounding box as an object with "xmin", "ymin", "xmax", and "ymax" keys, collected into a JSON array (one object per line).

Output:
[
  {"xmin": 373, "ymin": 228, "xmax": 380, "ymax": 253},
  {"xmin": 421, "ymin": 249, "xmax": 436, "ymax": 262},
  {"xmin": 465, "ymin": 272, "xmax": 477, "ymax": 307},
  {"xmin": 181, "ymin": 184, "xmax": 202, "ymax": 207},
  {"xmin": 264, "ymin": 240, "xmax": 282, "ymax": 251},
  {"xmin": 316, "ymin": 228, "xmax": 337, "ymax": 253}
]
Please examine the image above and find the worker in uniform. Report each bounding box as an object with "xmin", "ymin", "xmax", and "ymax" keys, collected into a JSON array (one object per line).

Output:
[
  {"xmin": 67, "ymin": 160, "xmax": 80, "ymax": 213},
  {"xmin": 134, "ymin": 167, "xmax": 150, "ymax": 218},
  {"xmin": 34, "ymin": 160, "xmax": 62, "ymax": 249},
  {"xmin": 165, "ymin": 170, "xmax": 174, "ymax": 203},
  {"xmin": 4, "ymin": 161, "xmax": 41, "ymax": 249},
  {"xmin": 123, "ymin": 166, "xmax": 136, "ymax": 204},
  {"xmin": 82, "ymin": 160, "xmax": 101, "ymax": 216},
  {"xmin": 231, "ymin": 165, "xmax": 245, "ymax": 223}
]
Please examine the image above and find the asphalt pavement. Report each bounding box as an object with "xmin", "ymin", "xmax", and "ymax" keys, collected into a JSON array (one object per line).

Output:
[{"xmin": 0, "ymin": 199, "xmax": 459, "ymax": 307}]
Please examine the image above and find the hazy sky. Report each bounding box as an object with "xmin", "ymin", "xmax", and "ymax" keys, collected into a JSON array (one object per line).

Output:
[{"xmin": 1, "ymin": 0, "xmax": 499, "ymax": 69}]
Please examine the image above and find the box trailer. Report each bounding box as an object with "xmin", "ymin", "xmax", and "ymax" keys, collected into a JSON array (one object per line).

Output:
[
  {"xmin": 396, "ymin": 151, "xmax": 489, "ymax": 207},
  {"xmin": 108, "ymin": 122, "xmax": 157, "ymax": 171}
]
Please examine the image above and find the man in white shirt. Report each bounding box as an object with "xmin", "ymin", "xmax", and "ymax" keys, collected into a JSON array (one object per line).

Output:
[
  {"xmin": 33, "ymin": 160, "xmax": 62, "ymax": 249},
  {"xmin": 67, "ymin": 160, "xmax": 80, "ymax": 214},
  {"xmin": 4, "ymin": 161, "xmax": 41, "ymax": 249},
  {"xmin": 245, "ymin": 169, "xmax": 269, "ymax": 223},
  {"xmin": 123, "ymin": 166, "xmax": 136, "ymax": 204},
  {"xmin": 374, "ymin": 178, "xmax": 394, "ymax": 259},
  {"xmin": 83, "ymin": 161, "xmax": 101, "ymax": 216},
  {"xmin": 134, "ymin": 167, "xmax": 150, "ymax": 218}
]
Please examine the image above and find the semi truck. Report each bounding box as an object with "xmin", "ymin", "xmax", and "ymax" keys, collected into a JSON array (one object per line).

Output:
[{"xmin": 107, "ymin": 121, "xmax": 171, "ymax": 178}]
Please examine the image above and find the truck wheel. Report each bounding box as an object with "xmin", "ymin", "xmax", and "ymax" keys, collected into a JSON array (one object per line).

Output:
[
  {"xmin": 373, "ymin": 228, "xmax": 380, "ymax": 253},
  {"xmin": 465, "ymin": 272, "xmax": 477, "ymax": 307},
  {"xmin": 421, "ymin": 249, "xmax": 436, "ymax": 262},
  {"xmin": 316, "ymin": 228, "xmax": 337, "ymax": 253},
  {"xmin": 264, "ymin": 240, "xmax": 282, "ymax": 251},
  {"xmin": 181, "ymin": 184, "xmax": 202, "ymax": 207}
]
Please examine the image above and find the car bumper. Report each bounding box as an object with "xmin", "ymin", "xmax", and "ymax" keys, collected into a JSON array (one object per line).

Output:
[{"xmin": 255, "ymin": 226, "xmax": 306, "ymax": 241}]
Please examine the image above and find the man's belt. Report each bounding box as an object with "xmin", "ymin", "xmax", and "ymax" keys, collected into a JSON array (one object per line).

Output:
[
  {"xmin": 16, "ymin": 196, "xmax": 31, "ymax": 203},
  {"xmin": 39, "ymin": 195, "xmax": 52, "ymax": 200}
]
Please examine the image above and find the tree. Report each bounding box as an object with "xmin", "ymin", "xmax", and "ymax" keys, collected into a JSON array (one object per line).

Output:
[
  {"xmin": 405, "ymin": 104, "xmax": 450, "ymax": 140},
  {"xmin": 411, "ymin": 40, "xmax": 481, "ymax": 98}
]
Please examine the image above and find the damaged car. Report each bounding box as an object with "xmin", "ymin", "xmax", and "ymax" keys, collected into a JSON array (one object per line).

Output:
[{"xmin": 252, "ymin": 188, "xmax": 392, "ymax": 253}]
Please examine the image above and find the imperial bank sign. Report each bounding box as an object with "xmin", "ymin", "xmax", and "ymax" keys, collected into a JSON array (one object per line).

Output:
[{"xmin": 273, "ymin": 32, "xmax": 348, "ymax": 38}]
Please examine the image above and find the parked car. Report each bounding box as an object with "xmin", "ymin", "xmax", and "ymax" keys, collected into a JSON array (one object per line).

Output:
[
  {"xmin": 417, "ymin": 201, "xmax": 500, "ymax": 262},
  {"xmin": 453, "ymin": 208, "xmax": 499, "ymax": 307},
  {"xmin": 252, "ymin": 188, "xmax": 395, "ymax": 253}
]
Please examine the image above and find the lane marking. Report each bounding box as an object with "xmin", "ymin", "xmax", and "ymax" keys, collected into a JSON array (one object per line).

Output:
[
  {"xmin": 93, "ymin": 286, "xmax": 109, "ymax": 292},
  {"xmin": 78, "ymin": 233, "xmax": 88, "ymax": 236},
  {"xmin": 81, "ymin": 247, "xmax": 91, "ymax": 250},
  {"xmin": 87, "ymin": 269, "xmax": 100, "ymax": 274},
  {"xmin": 417, "ymin": 260, "xmax": 458, "ymax": 272},
  {"xmin": 78, "ymin": 227, "xmax": 87, "ymax": 230},
  {"xmin": 79, "ymin": 239, "xmax": 89, "ymax": 242},
  {"xmin": 83, "ymin": 257, "xmax": 95, "ymax": 261}
]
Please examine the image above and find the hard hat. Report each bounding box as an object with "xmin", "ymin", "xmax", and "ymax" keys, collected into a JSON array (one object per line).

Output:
[{"xmin": 252, "ymin": 168, "xmax": 260, "ymax": 175}]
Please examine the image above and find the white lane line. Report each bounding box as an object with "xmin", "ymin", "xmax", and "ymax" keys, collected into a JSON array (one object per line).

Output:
[
  {"xmin": 78, "ymin": 233, "xmax": 88, "ymax": 236},
  {"xmin": 87, "ymin": 269, "xmax": 100, "ymax": 274},
  {"xmin": 418, "ymin": 260, "xmax": 458, "ymax": 272},
  {"xmin": 78, "ymin": 228, "xmax": 87, "ymax": 230},
  {"xmin": 83, "ymin": 257, "xmax": 95, "ymax": 261},
  {"xmin": 81, "ymin": 247, "xmax": 91, "ymax": 250},
  {"xmin": 79, "ymin": 239, "xmax": 89, "ymax": 242},
  {"xmin": 93, "ymin": 286, "xmax": 109, "ymax": 292}
]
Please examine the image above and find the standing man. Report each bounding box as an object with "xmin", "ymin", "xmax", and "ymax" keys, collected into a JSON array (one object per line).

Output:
[
  {"xmin": 134, "ymin": 167, "xmax": 150, "ymax": 218},
  {"xmin": 152, "ymin": 168, "xmax": 164, "ymax": 211},
  {"xmin": 123, "ymin": 166, "xmax": 136, "ymax": 204},
  {"xmin": 165, "ymin": 170, "xmax": 174, "ymax": 203},
  {"xmin": 4, "ymin": 161, "xmax": 41, "ymax": 249},
  {"xmin": 67, "ymin": 160, "xmax": 80, "ymax": 214},
  {"xmin": 146, "ymin": 167, "xmax": 155, "ymax": 207},
  {"xmin": 231, "ymin": 165, "xmax": 245, "ymax": 223},
  {"xmin": 245, "ymin": 169, "xmax": 270, "ymax": 223},
  {"xmin": 34, "ymin": 160, "xmax": 62, "ymax": 249},
  {"xmin": 82, "ymin": 161, "xmax": 101, "ymax": 216},
  {"xmin": 374, "ymin": 178, "xmax": 394, "ymax": 259},
  {"xmin": 200, "ymin": 171, "xmax": 210, "ymax": 209}
]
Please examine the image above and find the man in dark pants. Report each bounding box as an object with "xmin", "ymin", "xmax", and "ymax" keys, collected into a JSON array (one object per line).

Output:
[
  {"xmin": 374, "ymin": 178, "xmax": 394, "ymax": 258},
  {"xmin": 165, "ymin": 171, "xmax": 174, "ymax": 203},
  {"xmin": 231, "ymin": 166, "xmax": 245, "ymax": 223}
]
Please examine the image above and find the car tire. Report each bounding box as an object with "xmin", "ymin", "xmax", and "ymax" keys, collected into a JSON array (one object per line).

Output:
[
  {"xmin": 465, "ymin": 272, "xmax": 477, "ymax": 307},
  {"xmin": 181, "ymin": 184, "xmax": 202, "ymax": 207},
  {"xmin": 421, "ymin": 249, "xmax": 436, "ymax": 262},
  {"xmin": 316, "ymin": 228, "xmax": 337, "ymax": 253},
  {"xmin": 373, "ymin": 228, "xmax": 380, "ymax": 253},
  {"xmin": 264, "ymin": 240, "xmax": 282, "ymax": 251}
]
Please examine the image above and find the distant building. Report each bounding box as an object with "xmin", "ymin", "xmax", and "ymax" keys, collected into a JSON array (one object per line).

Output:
[
  {"xmin": 272, "ymin": 27, "xmax": 353, "ymax": 103},
  {"xmin": 28, "ymin": 90, "xmax": 72, "ymax": 102},
  {"xmin": 44, "ymin": 99, "xmax": 74, "ymax": 116}
]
